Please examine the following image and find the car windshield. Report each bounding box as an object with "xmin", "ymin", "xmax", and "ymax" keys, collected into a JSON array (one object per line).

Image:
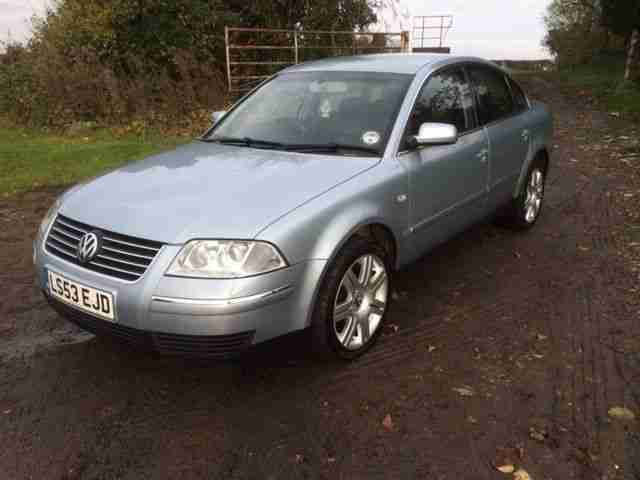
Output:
[{"xmin": 204, "ymin": 71, "xmax": 413, "ymax": 156}]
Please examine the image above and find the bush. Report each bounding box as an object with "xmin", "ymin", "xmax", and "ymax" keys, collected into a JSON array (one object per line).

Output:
[
  {"xmin": 0, "ymin": 40, "xmax": 226, "ymax": 129},
  {"xmin": 0, "ymin": 0, "xmax": 377, "ymax": 130}
]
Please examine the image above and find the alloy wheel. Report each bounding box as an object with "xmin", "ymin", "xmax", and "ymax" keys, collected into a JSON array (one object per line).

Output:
[
  {"xmin": 332, "ymin": 254, "xmax": 389, "ymax": 351},
  {"xmin": 524, "ymin": 168, "xmax": 544, "ymax": 223}
]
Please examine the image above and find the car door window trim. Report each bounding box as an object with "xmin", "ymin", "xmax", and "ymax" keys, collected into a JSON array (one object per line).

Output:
[{"xmin": 505, "ymin": 76, "xmax": 531, "ymax": 113}]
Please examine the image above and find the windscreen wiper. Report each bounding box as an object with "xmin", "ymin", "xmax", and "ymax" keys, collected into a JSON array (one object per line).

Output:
[
  {"xmin": 203, "ymin": 136, "xmax": 286, "ymax": 149},
  {"xmin": 202, "ymin": 138, "xmax": 380, "ymax": 155},
  {"xmin": 285, "ymin": 143, "xmax": 381, "ymax": 155}
]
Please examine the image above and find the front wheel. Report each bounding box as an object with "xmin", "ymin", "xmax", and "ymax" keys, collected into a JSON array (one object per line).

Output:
[{"xmin": 311, "ymin": 237, "xmax": 392, "ymax": 360}]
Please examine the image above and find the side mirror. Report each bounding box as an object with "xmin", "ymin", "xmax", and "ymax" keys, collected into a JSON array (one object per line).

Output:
[
  {"xmin": 413, "ymin": 122, "xmax": 458, "ymax": 146},
  {"xmin": 211, "ymin": 110, "xmax": 226, "ymax": 125}
]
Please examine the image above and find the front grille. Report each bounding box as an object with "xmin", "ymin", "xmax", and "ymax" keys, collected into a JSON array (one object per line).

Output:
[
  {"xmin": 45, "ymin": 214, "xmax": 163, "ymax": 281},
  {"xmin": 47, "ymin": 296, "xmax": 255, "ymax": 359}
]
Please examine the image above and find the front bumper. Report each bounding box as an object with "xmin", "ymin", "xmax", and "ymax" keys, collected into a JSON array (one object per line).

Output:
[{"xmin": 35, "ymin": 237, "xmax": 327, "ymax": 357}]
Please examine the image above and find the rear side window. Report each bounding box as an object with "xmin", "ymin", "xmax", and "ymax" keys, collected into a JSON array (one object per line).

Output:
[
  {"xmin": 508, "ymin": 77, "xmax": 529, "ymax": 112},
  {"xmin": 467, "ymin": 66, "xmax": 515, "ymax": 125},
  {"xmin": 403, "ymin": 67, "xmax": 474, "ymax": 149}
]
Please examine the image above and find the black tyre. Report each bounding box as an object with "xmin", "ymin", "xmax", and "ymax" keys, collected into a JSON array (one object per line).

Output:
[
  {"xmin": 311, "ymin": 236, "xmax": 392, "ymax": 361},
  {"xmin": 503, "ymin": 157, "xmax": 547, "ymax": 229}
]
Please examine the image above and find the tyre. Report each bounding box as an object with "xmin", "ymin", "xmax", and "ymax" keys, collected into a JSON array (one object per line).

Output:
[
  {"xmin": 311, "ymin": 236, "xmax": 392, "ymax": 361},
  {"xmin": 503, "ymin": 157, "xmax": 547, "ymax": 229}
]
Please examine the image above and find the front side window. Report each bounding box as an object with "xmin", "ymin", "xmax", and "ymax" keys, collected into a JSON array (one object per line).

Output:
[
  {"xmin": 205, "ymin": 71, "xmax": 413, "ymax": 156},
  {"xmin": 403, "ymin": 67, "xmax": 474, "ymax": 150},
  {"xmin": 467, "ymin": 66, "xmax": 515, "ymax": 124}
]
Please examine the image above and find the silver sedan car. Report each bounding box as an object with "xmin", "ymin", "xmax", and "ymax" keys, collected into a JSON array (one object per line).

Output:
[{"xmin": 34, "ymin": 54, "xmax": 553, "ymax": 360}]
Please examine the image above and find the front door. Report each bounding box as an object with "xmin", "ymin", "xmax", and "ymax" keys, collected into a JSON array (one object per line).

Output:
[{"xmin": 397, "ymin": 67, "xmax": 490, "ymax": 254}]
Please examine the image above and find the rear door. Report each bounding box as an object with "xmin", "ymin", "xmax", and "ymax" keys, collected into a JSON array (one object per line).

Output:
[
  {"xmin": 466, "ymin": 65, "xmax": 531, "ymax": 212},
  {"xmin": 397, "ymin": 66, "xmax": 490, "ymax": 254}
]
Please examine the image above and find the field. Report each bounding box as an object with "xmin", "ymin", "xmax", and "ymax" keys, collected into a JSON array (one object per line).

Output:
[
  {"xmin": 0, "ymin": 126, "xmax": 186, "ymax": 196},
  {"xmin": 550, "ymin": 54, "xmax": 640, "ymax": 120}
]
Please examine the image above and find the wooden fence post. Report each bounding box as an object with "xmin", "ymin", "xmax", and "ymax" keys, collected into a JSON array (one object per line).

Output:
[
  {"xmin": 225, "ymin": 26, "xmax": 232, "ymax": 92},
  {"xmin": 625, "ymin": 28, "xmax": 640, "ymax": 83}
]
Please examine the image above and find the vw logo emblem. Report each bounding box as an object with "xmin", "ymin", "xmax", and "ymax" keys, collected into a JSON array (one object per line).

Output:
[{"xmin": 77, "ymin": 231, "xmax": 101, "ymax": 263}]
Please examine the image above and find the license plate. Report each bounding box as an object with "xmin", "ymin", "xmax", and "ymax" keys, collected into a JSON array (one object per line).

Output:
[{"xmin": 48, "ymin": 271, "xmax": 115, "ymax": 321}]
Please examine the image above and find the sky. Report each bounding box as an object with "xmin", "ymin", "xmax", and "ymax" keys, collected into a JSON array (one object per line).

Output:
[{"xmin": 0, "ymin": 0, "xmax": 553, "ymax": 60}]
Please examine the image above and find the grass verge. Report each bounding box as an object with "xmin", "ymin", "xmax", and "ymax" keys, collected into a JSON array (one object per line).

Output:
[
  {"xmin": 549, "ymin": 54, "xmax": 640, "ymax": 120},
  {"xmin": 0, "ymin": 126, "xmax": 188, "ymax": 197}
]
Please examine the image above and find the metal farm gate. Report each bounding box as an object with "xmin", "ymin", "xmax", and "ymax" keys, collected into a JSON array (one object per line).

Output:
[
  {"xmin": 412, "ymin": 15, "xmax": 453, "ymax": 52},
  {"xmin": 224, "ymin": 27, "xmax": 410, "ymax": 94}
]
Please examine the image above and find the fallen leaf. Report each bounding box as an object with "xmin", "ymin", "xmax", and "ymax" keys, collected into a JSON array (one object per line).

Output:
[
  {"xmin": 529, "ymin": 427, "xmax": 546, "ymax": 442},
  {"xmin": 295, "ymin": 454, "xmax": 305, "ymax": 464},
  {"xmin": 536, "ymin": 333, "xmax": 548, "ymax": 341},
  {"xmin": 496, "ymin": 464, "xmax": 515, "ymax": 474},
  {"xmin": 467, "ymin": 415, "xmax": 478, "ymax": 424},
  {"xmin": 427, "ymin": 345, "xmax": 437, "ymax": 353},
  {"xmin": 453, "ymin": 387, "xmax": 475, "ymax": 397},
  {"xmin": 608, "ymin": 406, "xmax": 636, "ymax": 421},
  {"xmin": 391, "ymin": 291, "xmax": 408, "ymax": 301},
  {"xmin": 513, "ymin": 469, "xmax": 532, "ymax": 480},
  {"xmin": 382, "ymin": 414, "xmax": 394, "ymax": 431}
]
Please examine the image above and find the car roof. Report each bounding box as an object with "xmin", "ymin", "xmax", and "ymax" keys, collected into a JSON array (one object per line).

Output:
[{"xmin": 283, "ymin": 53, "xmax": 493, "ymax": 75}]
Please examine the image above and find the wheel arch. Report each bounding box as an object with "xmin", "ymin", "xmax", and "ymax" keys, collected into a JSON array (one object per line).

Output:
[
  {"xmin": 514, "ymin": 146, "xmax": 551, "ymax": 198},
  {"xmin": 304, "ymin": 219, "xmax": 399, "ymax": 329}
]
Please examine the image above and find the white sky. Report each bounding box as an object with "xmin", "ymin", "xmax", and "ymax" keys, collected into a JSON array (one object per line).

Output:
[{"xmin": 0, "ymin": 0, "xmax": 552, "ymax": 59}]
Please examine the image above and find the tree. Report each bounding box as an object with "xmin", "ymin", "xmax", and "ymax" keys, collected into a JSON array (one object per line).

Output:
[
  {"xmin": 29, "ymin": 0, "xmax": 377, "ymax": 74},
  {"xmin": 601, "ymin": 0, "xmax": 640, "ymax": 82},
  {"xmin": 1, "ymin": 0, "xmax": 379, "ymax": 126},
  {"xmin": 542, "ymin": 0, "xmax": 607, "ymax": 65}
]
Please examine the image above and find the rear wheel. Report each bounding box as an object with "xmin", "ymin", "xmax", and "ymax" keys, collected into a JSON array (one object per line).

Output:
[
  {"xmin": 503, "ymin": 158, "xmax": 546, "ymax": 229},
  {"xmin": 311, "ymin": 237, "xmax": 391, "ymax": 360}
]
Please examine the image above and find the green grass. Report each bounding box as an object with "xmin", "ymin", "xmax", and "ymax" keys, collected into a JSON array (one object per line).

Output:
[
  {"xmin": 551, "ymin": 54, "xmax": 640, "ymax": 118},
  {"xmin": 0, "ymin": 127, "xmax": 188, "ymax": 196}
]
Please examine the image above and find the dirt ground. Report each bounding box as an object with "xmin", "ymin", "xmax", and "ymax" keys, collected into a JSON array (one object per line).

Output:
[{"xmin": 1, "ymin": 76, "xmax": 639, "ymax": 480}]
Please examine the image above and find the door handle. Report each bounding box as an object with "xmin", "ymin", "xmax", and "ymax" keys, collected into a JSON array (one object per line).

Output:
[
  {"xmin": 521, "ymin": 129, "xmax": 530, "ymax": 142},
  {"xmin": 476, "ymin": 148, "xmax": 488, "ymax": 163}
]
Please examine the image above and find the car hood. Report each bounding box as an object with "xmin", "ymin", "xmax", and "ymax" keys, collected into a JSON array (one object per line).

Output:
[{"xmin": 59, "ymin": 142, "xmax": 377, "ymax": 244}]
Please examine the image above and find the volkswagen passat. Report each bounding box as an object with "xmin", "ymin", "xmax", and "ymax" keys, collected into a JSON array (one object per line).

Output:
[{"xmin": 34, "ymin": 54, "xmax": 553, "ymax": 360}]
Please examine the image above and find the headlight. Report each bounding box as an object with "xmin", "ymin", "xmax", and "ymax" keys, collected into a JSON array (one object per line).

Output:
[
  {"xmin": 38, "ymin": 197, "xmax": 61, "ymax": 239},
  {"xmin": 166, "ymin": 240, "xmax": 287, "ymax": 278}
]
